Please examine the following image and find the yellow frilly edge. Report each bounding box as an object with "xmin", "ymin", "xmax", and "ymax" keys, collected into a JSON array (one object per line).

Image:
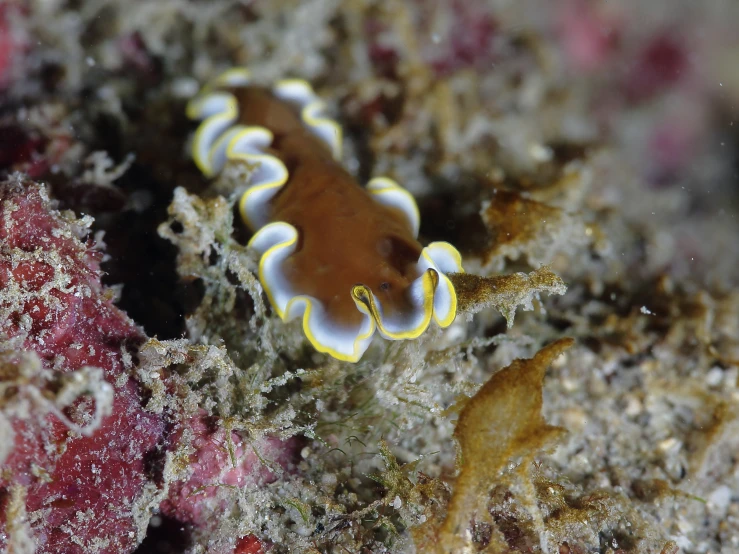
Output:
[{"xmin": 352, "ymin": 269, "xmax": 438, "ymax": 340}]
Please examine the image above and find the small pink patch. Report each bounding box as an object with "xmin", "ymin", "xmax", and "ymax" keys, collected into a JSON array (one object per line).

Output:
[
  {"xmin": 625, "ymin": 32, "xmax": 690, "ymax": 102},
  {"xmin": 118, "ymin": 32, "xmax": 162, "ymax": 83},
  {"xmin": 559, "ymin": 0, "xmax": 620, "ymax": 72},
  {"xmin": 0, "ymin": 3, "xmax": 27, "ymax": 88},
  {"xmin": 427, "ymin": 0, "xmax": 498, "ymax": 76},
  {"xmin": 645, "ymin": 114, "xmax": 702, "ymax": 187},
  {"xmin": 0, "ymin": 8, "xmax": 14, "ymax": 87},
  {"xmin": 235, "ymin": 535, "xmax": 264, "ymax": 554},
  {"xmin": 365, "ymin": 19, "xmax": 400, "ymax": 79},
  {"xmin": 161, "ymin": 413, "xmax": 302, "ymax": 528}
]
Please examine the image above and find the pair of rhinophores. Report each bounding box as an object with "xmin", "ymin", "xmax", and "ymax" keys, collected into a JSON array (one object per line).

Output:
[{"xmin": 187, "ymin": 68, "xmax": 464, "ymax": 362}]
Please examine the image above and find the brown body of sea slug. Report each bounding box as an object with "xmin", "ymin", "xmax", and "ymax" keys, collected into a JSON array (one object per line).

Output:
[{"xmin": 187, "ymin": 69, "xmax": 463, "ymax": 361}]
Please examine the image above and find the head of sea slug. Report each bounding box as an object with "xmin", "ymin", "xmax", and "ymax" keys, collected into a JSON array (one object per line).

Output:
[
  {"xmin": 348, "ymin": 233, "xmax": 443, "ymax": 341},
  {"xmin": 250, "ymin": 223, "xmax": 462, "ymax": 361}
]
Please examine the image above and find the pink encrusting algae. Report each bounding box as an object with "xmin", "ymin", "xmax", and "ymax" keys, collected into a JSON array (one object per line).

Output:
[
  {"xmin": 160, "ymin": 413, "xmax": 302, "ymax": 528},
  {"xmin": 0, "ymin": 178, "xmax": 165, "ymax": 553},
  {"xmin": 558, "ymin": 0, "xmax": 620, "ymax": 72},
  {"xmin": 0, "ymin": 179, "xmax": 295, "ymax": 553}
]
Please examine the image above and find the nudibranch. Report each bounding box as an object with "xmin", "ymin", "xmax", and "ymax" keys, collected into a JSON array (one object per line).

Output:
[{"xmin": 186, "ymin": 68, "xmax": 464, "ymax": 362}]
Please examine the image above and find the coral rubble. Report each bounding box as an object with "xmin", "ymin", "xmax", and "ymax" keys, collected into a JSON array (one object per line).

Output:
[{"xmin": 0, "ymin": 1, "xmax": 737, "ymax": 553}]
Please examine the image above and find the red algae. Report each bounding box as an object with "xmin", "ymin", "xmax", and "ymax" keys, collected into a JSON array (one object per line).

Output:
[
  {"xmin": 425, "ymin": 0, "xmax": 498, "ymax": 77},
  {"xmin": 625, "ymin": 32, "xmax": 691, "ymax": 103},
  {"xmin": 558, "ymin": 0, "xmax": 620, "ymax": 72},
  {"xmin": 0, "ymin": 178, "xmax": 164, "ymax": 553},
  {"xmin": 234, "ymin": 535, "xmax": 264, "ymax": 554},
  {"xmin": 161, "ymin": 413, "xmax": 301, "ymax": 528},
  {"xmin": 0, "ymin": 180, "xmax": 301, "ymax": 553}
]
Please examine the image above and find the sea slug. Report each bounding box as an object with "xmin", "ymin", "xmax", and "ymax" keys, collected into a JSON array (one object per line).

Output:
[{"xmin": 187, "ymin": 69, "xmax": 463, "ymax": 361}]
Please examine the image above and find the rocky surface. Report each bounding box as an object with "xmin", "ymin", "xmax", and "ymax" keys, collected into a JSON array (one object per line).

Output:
[{"xmin": 0, "ymin": 1, "xmax": 737, "ymax": 552}]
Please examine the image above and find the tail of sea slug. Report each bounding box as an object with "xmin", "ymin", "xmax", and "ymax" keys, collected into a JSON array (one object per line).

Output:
[{"xmin": 186, "ymin": 68, "xmax": 342, "ymax": 230}]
